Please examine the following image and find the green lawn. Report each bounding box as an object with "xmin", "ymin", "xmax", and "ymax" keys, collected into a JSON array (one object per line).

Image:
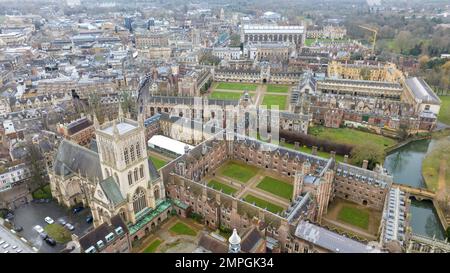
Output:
[
  {"xmin": 438, "ymin": 96, "xmax": 450, "ymax": 125},
  {"xmin": 44, "ymin": 224, "xmax": 72, "ymax": 244},
  {"xmin": 267, "ymin": 85, "xmax": 289, "ymax": 93},
  {"xmin": 149, "ymin": 156, "xmax": 168, "ymax": 170},
  {"xmin": 337, "ymin": 206, "xmax": 369, "ymax": 230},
  {"xmin": 220, "ymin": 161, "xmax": 259, "ymax": 183},
  {"xmin": 216, "ymin": 82, "xmax": 258, "ymax": 91},
  {"xmin": 169, "ymin": 222, "xmax": 197, "ymax": 236},
  {"xmin": 281, "ymin": 142, "xmax": 345, "ymax": 162},
  {"xmin": 261, "ymin": 95, "xmax": 287, "ymax": 110},
  {"xmin": 209, "ymin": 91, "xmax": 244, "ymax": 100},
  {"xmin": 32, "ymin": 184, "xmax": 52, "ymax": 200},
  {"xmin": 309, "ymin": 126, "xmax": 397, "ymax": 150},
  {"xmin": 422, "ymin": 137, "xmax": 450, "ymax": 192},
  {"xmin": 256, "ymin": 177, "xmax": 293, "ymax": 200},
  {"xmin": 244, "ymin": 194, "xmax": 284, "ymax": 214},
  {"xmin": 208, "ymin": 180, "xmax": 238, "ymax": 195},
  {"xmin": 143, "ymin": 239, "xmax": 162, "ymax": 253}
]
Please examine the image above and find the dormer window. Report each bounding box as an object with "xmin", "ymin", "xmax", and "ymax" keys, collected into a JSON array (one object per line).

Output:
[{"xmin": 96, "ymin": 240, "xmax": 105, "ymax": 249}]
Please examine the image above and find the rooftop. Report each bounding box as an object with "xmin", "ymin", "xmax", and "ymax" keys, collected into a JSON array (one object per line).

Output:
[{"xmin": 100, "ymin": 122, "xmax": 137, "ymax": 136}]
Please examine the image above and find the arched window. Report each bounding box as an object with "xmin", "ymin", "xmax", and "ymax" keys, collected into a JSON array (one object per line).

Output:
[
  {"xmin": 134, "ymin": 168, "xmax": 139, "ymax": 181},
  {"xmin": 128, "ymin": 171, "xmax": 133, "ymax": 185},
  {"xmin": 105, "ymin": 168, "xmax": 110, "ymax": 177},
  {"xmin": 124, "ymin": 148, "xmax": 129, "ymax": 165},
  {"xmin": 132, "ymin": 188, "xmax": 147, "ymax": 214},
  {"xmin": 130, "ymin": 145, "xmax": 135, "ymax": 162},
  {"xmin": 139, "ymin": 165, "xmax": 144, "ymax": 178},
  {"xmin": 136, "ymin": 142, "xmax": 141, "ymax": 159}
]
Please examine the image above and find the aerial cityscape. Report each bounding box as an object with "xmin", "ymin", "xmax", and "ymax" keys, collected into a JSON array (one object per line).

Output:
[{"xmin": 0, "ymin": 0, "xmax": 449, "ymax": 255}]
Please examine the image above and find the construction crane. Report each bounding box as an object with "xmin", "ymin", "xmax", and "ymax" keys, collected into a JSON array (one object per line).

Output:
[{"xmin": 358, "ymin": 25, "xmax": 378, "ymax": 54}]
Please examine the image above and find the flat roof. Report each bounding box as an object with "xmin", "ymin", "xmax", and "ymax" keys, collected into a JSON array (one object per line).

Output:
[
  {"xmin": 100, "ymin": 122, "xmax": 137, "ymax": 135},
  {"xmin": 294, "ymin": 221, "xmax": 382, "ymax": 253},
  {"xmin": 147, "ymin": 135, "xmax": 194, "ymax": 155}
]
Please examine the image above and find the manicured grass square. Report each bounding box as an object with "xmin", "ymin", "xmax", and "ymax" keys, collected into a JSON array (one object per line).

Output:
[
  {"xmin": 244, "ymin": 194, "xmax": 284, "ymax": 214},
  {"xmin": 220, "ymin": 161, "xmax": 258, "ymax": 183},
  {"xmin": 149, "ymin": 156, "xmax": 168, "ymax": 169},
  {"xmin": 143, "ymin": 239, "xmax": 162, "ymax": 253},
  {"xmin": 337, "ymin": 206, "xmax": 369, "ymax": 230},
  {"xmin": 208, "ymin": 180, "xmax": 238, "ymax": 195},
  {"xmin": 169, "ymin": 222, "xmax": 197, "ymax": 236},
  {"xmin": 209, "ymin": 91, "xmax": 243, "ymax": 100},
  {"xmin": 256, "ymin": 177, "xmax": 293, "ymax": 200},
  {"xmin": 216, "ymin": 82, "xmax": 257, "ymax": 91},
  {"xmin": 261, "ymin": 95, "xmax": 287, "ymax": 110},
  {"xmin": 267, "ymin": 85, "xmax": 289, "ymax": 93},
  {"xmin": 44, "ymin": 223, "xmax": 71, "ymax": 243}
]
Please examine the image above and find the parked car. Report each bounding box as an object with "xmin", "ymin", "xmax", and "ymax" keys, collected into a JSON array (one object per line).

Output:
[
  {"xmin": 39, "ymin": 232, "xmax": 48, "ymax": 240},
  {"xmin": 57, "ymin": 218, "xmax": 67, "ymax": 226},
  {"xmin": 15, "ymin": 249, "xmax": 22, "ymax": 253},
  {"xmin": 12, "ymin": 245, "xmax": 17, "ymax": 250},
  {"xmin": 33, "ymin": 225, "xmax": 44, "ymax": 234},
  {"xmin": 86, "ymin": 215, "xmax": 93, "ymax": 224},
  {"xmin": 72, "ymin": 207, "xmax": 84, "ymax": 214},
  {"xmin": 44, "ymin": 217, "xmax": 54, "ymax": 224},
  {"xmin": 3, "ymin": 243, "xmax": 9, "ymax": 249},
  {"xmin": 0, "ymin": 240, "xmax": 5, "ymax": 245},
  {"xmin": 44, "ymin": 237, "xmax": 56, "ymax": 246},
  {"xmin": 65, "ymin": 223, "xmax": 75, "ymax": 231},
  {"xmin": 13, "ymin": 225, "xmax": 23, "ymax": 232}
]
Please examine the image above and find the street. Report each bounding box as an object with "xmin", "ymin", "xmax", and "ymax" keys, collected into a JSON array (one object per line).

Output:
[{"xmin": 0, "ymin": 222, "xmax": 35, "ymax": 253}]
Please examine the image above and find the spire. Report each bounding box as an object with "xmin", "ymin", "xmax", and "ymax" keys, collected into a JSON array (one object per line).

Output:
[
  {"xmin": 93, "ymin": 113, "xmax": 99, "ymax": 129},
  {"xmin": 228, "ymin": 228, "xmax": 241, "ymax": 253},
  {"xmin": 118, "ymin": 103, "xmax": 124, "ymax": 119},
  {"xmin": 112, "ymin": 120, "xmax": 119, "ymax": 137}
]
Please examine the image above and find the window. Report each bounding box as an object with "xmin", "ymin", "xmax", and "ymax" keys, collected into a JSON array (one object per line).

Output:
[
  {"xmin": 425, "ymin": 105, "xmax": 430, "ymax": 111},
  {"xmin": 132, "ymin": 188, "xmax": 147, "ymax": 214},
  {"xmin": 124, "ymin": 148, "xmax": 129, "ymax": 165},
  {"xmin": 130, "ymin": 145, "xmax": 135, "ymax": 162},
  {"xmin": 134, "ymin": 168, "xmax": 139, "ymax": 181},
  {"xmin": 136, "ymin": 142, "xmax": 141, "ymax": 159},
  {"xmin": 140, "ymin": 165, "xmax": 144, "ymax": 178},
  {"xmin": 128, "ymin": 171, "xmax": 133, "ymax": 185}
]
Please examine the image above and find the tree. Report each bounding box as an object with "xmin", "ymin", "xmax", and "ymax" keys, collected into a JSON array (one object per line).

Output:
[
  {"xmin": 25, "ymin": 142, "xmax": 45, "ymax": 191},
  {"xmin": 350, "ymin": 143, "xmax": 385, "ymax": 170}
]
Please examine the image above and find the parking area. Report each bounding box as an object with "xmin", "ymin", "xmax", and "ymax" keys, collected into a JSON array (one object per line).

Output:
[
  {"xmin": 0, "ymin": 223, "xmax": 35, "ymax": 253},
  {"xmin": 10, "ymin": 201, "xmax": 93, "ymax": 253}
]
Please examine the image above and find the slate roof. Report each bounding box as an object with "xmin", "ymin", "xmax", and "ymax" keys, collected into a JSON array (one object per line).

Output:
[
  {"xmin": 79, "ymin": 215, "xmax": 128, "ymax": 252},
  {"xmin": 53, "ymin": 139, "xmax": 102, "ymax": 180},
  {"xmin": 197, "ymin": 233, "xmax": 228, "ymax": 253},
  {"xmin": 100, "ymin": 176, "xmax": 125, "ymax": 206},
  {"xmin": 404, "ymin": 77, "xmax": 441, "ymax": 104},
  {"xmin": 241, "ymin": 228, "xmax": 263, "ymax": 253}
]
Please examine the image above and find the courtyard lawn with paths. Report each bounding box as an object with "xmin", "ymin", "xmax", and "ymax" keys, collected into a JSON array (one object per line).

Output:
[
  {"xmin": 216, "ymin": 82, "xmax": 258, "ymax": 91},
  {"xmin": 267, "ymin": 85, "xmax": 289, "ymax": 93},
  {"xmin": 169, "ymin": 222, "xmax": 197, "ymax": 236},
  {"xmin": 208, "ymin": 180, "xmax": 238, "ymax": 195},
  {"xmin": 244, "ymin": 194, "xmax": 284, "ymax": 214},
  {"xmin": 209, "ymin": 91, "xmax": 244, "ymax": 100},
  {"xmin": 337, "ymin": 206, "xmax": 370, "ymax": 230},
  {"xmin": 143, "ymin": 239, "xmax": 162, "ymax": 253},
  {"xmin": 261, "ymin": 95, "xmax": 287, "ymax": 110},
  {"xmin": 220, "ymin": 161, "xmax": 259, "ymax": 183},
  {"xmin": 149, "ymin": 156, "xmax": 168, "ymax": 170},
  {"xmin": 44, "ymin": 223, "xmax": 72, "ymax": 244},
  {"xmin": 256, "ymin": 176, "xmax": 293, "ymax": 200}
]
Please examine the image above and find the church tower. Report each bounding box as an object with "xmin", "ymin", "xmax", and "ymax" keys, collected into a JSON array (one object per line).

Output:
[{"xmin": 94, "ymin": 104, "xmax": 158, "ymax": 224}]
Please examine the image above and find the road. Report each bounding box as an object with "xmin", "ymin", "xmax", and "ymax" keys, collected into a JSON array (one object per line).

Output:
[{"xmin": 0, "ymin": 222, "xmax": 36, "ymax": 253}]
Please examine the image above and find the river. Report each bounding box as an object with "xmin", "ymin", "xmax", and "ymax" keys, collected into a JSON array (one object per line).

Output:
[{"xmin": 384, "ymin": 138, "xmax": 446, "ymax": 239}]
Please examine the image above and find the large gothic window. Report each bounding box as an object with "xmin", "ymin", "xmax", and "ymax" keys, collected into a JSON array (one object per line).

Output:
[
  {"xmin": 136, "ymin": 142, "xmax": 141, "ymax": 159},
  {"xmin": 139, "ymin": 164, "xmax": 144, "ymax": 178},
  {"xmin": 134, "ymin": 168, "xmax": 139, "ymax": 181},
  {"xmin": 133, "ymin": 188, "xmax": 147, "ymax": 214},
  {"xmin": 128, "ymin": 171, "xmax": 133, "ymax": 185},
  {"xmin": 130, "ymin": 145, "xmax": 135, "ymax": 162},
  {"xmin": 124, "ymin": 148, "xmax": 129, "ymax": 165}
]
